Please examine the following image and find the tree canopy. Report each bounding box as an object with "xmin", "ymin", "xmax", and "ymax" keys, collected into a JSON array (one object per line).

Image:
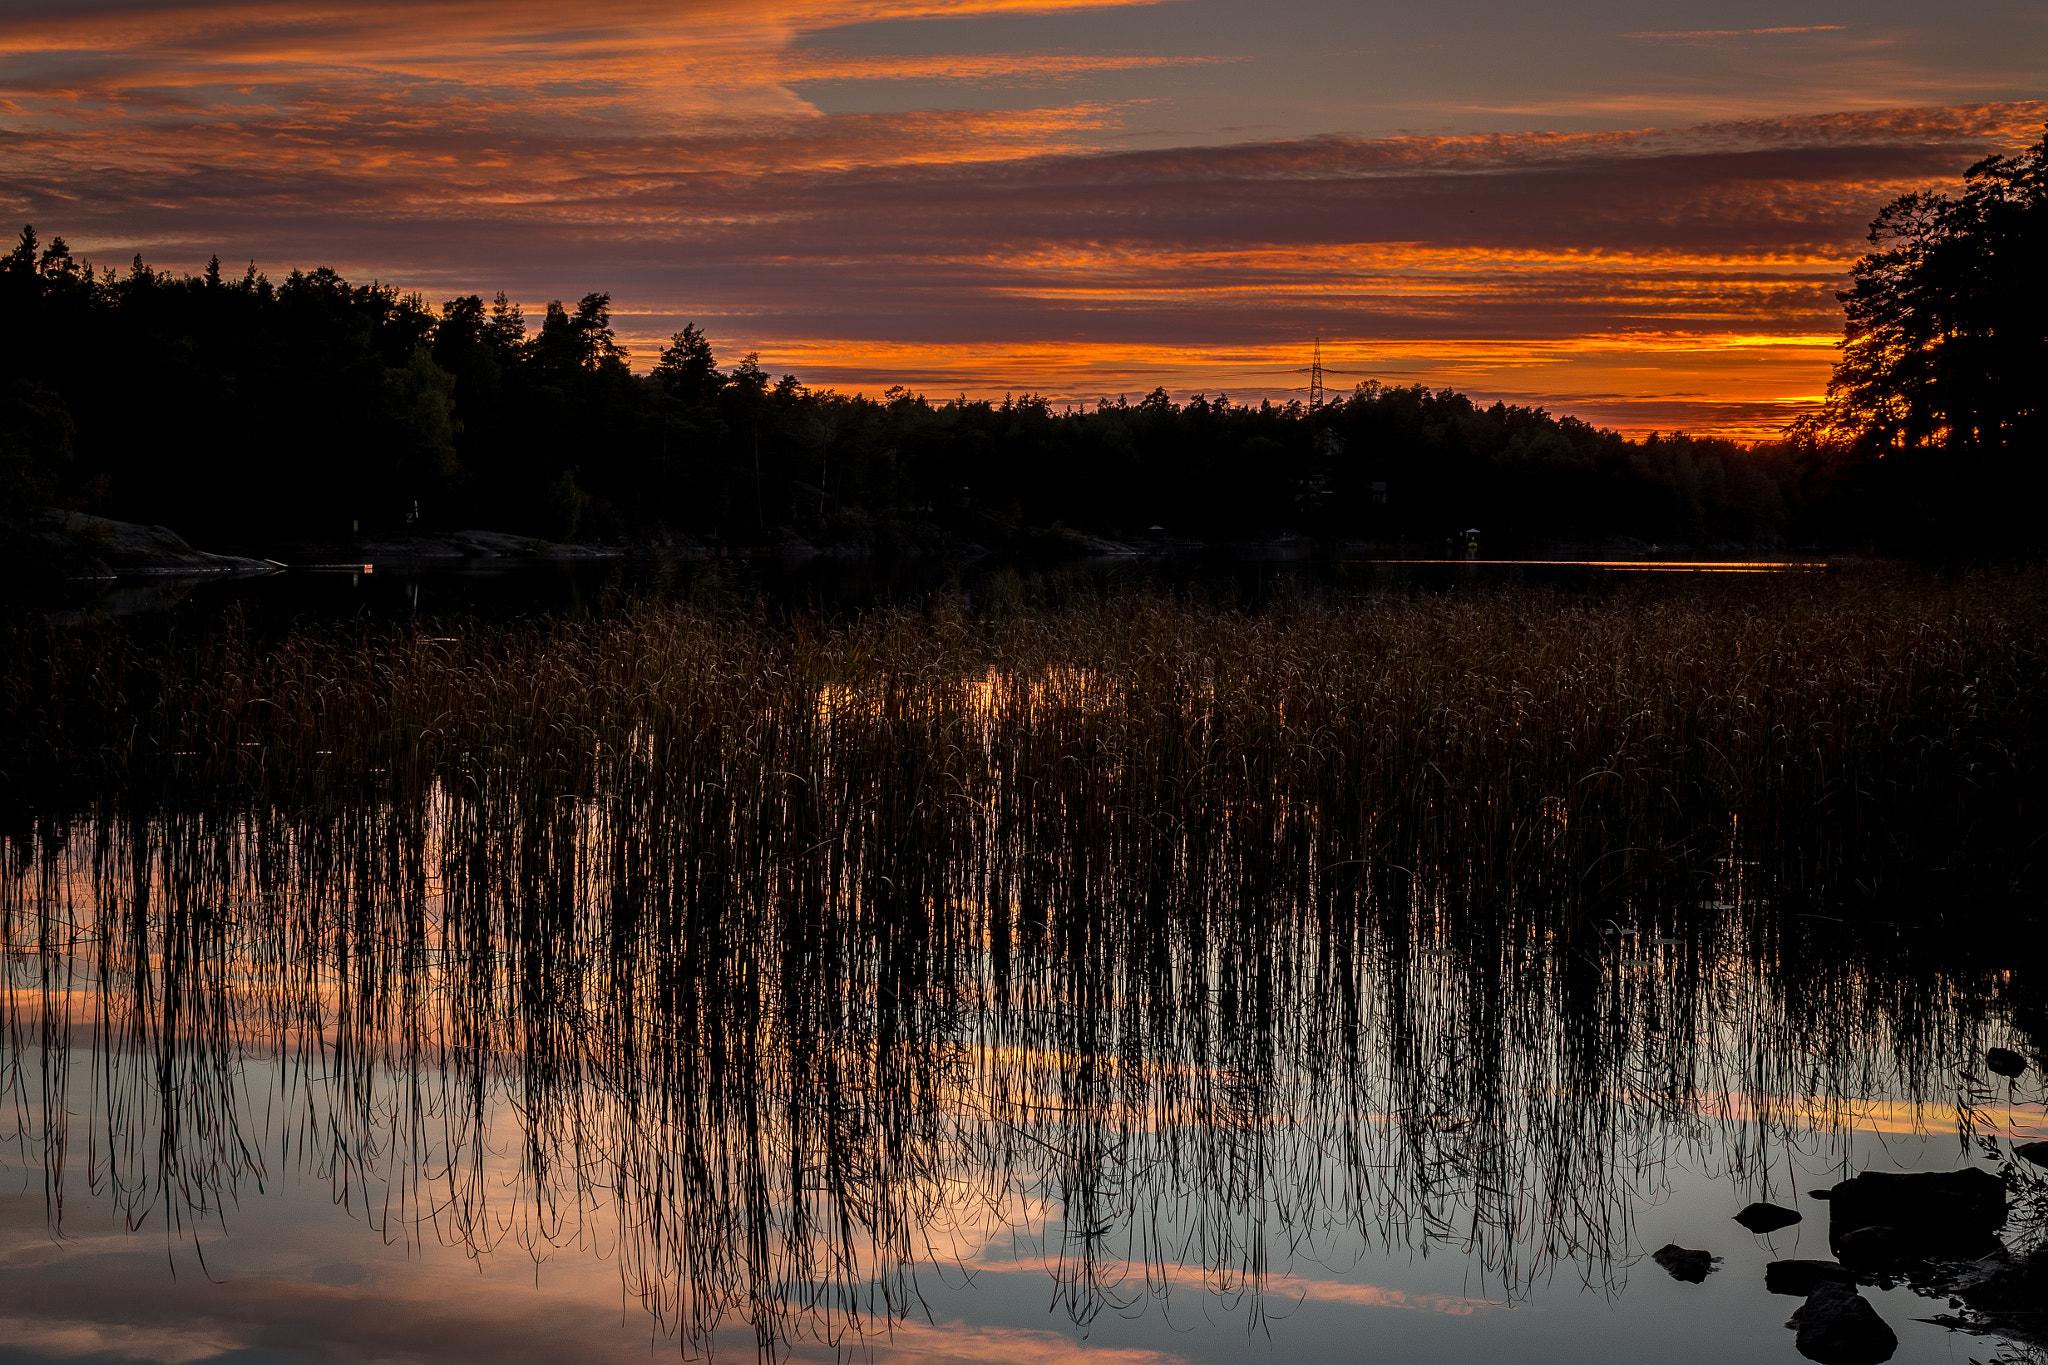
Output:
[{"xmin": 1794, "ymin": 125, "xmax": 2046, "ymax": 541}]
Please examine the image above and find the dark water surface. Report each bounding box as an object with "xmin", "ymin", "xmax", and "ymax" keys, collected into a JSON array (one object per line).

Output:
[{"xmin": 59, "ymin": 546, "xmax": 1841, "ymax": 627}]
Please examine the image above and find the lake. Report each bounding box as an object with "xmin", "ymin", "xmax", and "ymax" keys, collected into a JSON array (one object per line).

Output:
[
  {"xmin": 50, "ymin": 545, "xmax": 1842, "ymax": 628},
  {"xmin": 2, "ymin": 573, "xmax": 2042, "ymax": 1364}
]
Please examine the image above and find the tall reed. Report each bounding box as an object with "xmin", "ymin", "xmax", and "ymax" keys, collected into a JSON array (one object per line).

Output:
[{"xmin": 5, "ymin": 570, "xmax": 2043, "ymax": 898}]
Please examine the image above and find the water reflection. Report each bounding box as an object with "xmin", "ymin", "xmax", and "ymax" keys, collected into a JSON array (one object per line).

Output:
[
  {"xmin": 52, "ymin": 550, "xmax": 1843, "ymax": 630},
  {"xmin": 1, "ymin": 785, "xmax": 2033, "ymax": 1360}
]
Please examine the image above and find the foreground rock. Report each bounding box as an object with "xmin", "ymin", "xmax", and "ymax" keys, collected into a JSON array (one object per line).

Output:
[
  {"xmin": 1736, "ymin": 1201, "xmax": 1804, "ymax": 1233},
  {"xmin": 1652, "ymin": 1243, "xmax": 1717, "ymax": 1282},
  {"xmin": 1767, "ymin": 1260, "xmax": 1857, "ymax": 1296},
  {"xmin": 1823, "ymin": 1169, "xmax": 2006, "ymax": 1260},
  {"xmin": 1789, "ymin": 1280, "xmax": 1898, "ymax": 1363},
  {"xmin": 1018, "ymin": 524, "xmax": 1142, "ymax": 559},
  {"xmin": 1950, "ymin": 1244, "xmax": 2048, "ymax": 1316},
  {"xmin": 2014, "ymin": 1141, "xmax": 2048, "ymax": 1168},
  {"xmin": 1836, "ymin": 1226, "xmax": 1910, "ymax": 1270},
  {"xmin": 3, "ymin": 508, "xmax": 276, "ymax": 584},
  {"xmin": 1986, "ymin": 1047, "xmax": 2028, "ymax": 1077},
  {"xmin": 285, "ymin": 528, "xmax": 626, "ymax": 565},
  {"xmin": 1812, "ymin": 1240, "xmax": 2046, "ymax": 1351}
]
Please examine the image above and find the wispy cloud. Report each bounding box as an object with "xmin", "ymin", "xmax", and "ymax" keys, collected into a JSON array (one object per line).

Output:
[
  {"xmin": 782, "ymin": 51, "xmax": 1232, "ymax": 86},
  {"xmin": 0, "ymin": 0, "xmax": 1190, "ymax": 131},
  {"xmin": 958, "ymin": 1254, "xmax": 1506, "ymax": 1316},
  {"xmin": 0, "ymin": 1198, "xmax": 1203, "ymax": 1365},
  {"xmin": 1621, "ymin": 25, "xmax": 1847, "ymax": 42},
  {"xmin": 8, "ymin": 97, "xmax": 2038, "ymax": 435},
  {"xmin": 2, "ymin": 0, "xmax": 2037, "ymax": 437}
]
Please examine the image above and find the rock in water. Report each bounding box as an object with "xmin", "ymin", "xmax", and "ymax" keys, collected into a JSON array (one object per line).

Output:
[
  {"xmin": 1836, "ymin": 1226, "xmax": 1908, "ymax": 1270},
  {"xmin": 1790, "ymin": 1281, "xmax": 1898, "ymax": 1364},
  {"xmin": 1736, "ymin": 1201, "xmax": 1804, "ymax": 1233},
  {"xmin": 1956, "ymin": 1245, "xmax": 2048, "ymax": 1314},
  {"xmin": 2015, "ymin": 1140, "xmax": 2048, "ymax": 1169},
  {"xmin": 1822, "ymin": 1169, "xmax": 2006, "ymax": 1259},
  {"xmin": 1767, "ymin": 1260, "xmax": 1857, "ymax": 1296},
  {"xmin": 1985, "ymin": 1047, "xmax": 2027, "ymax": 1077},
  {"xmin": 1652, "ymin": 1243, "xmax": 1717, "ymax": 1282}
]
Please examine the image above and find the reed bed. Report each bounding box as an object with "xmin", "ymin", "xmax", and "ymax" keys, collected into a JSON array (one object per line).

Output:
[
  {"xmin": 0, "ymin": 571, "xmax": 2043, "ymax": 1356},
  {"xmin": 0, "ymin": 797, "xmax": 2029, "ymax": 1358},
  {"xmin": 4, "ymin": 570, "xmax": 2044, "ymax": 897}
]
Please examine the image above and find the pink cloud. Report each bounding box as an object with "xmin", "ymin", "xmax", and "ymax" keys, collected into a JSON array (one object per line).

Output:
[{"xmin": 1620, "ymin": 25, "xmax": 1848, "ymax": 42}]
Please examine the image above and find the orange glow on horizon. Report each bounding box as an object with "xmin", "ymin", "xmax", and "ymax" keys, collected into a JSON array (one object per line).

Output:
[
  {"xmin": 5, "ymin": 0, "xmax": 2040, "ymax": 443},
  {"xmin": 605, "ymin": 333, "xmax": 1839, "ymax": 440}
]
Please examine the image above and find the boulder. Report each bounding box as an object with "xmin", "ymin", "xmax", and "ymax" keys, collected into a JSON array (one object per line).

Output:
[
  {"xmin": 1836, "ymin": 1226, "xmax": 1908, "ymax": 1270},
  {"xmin": 1767, "ymin": 1259, "xmax": 1858, "ymax": 1296},
  {"xmin": 1789, "ymin": 1280, "xmax": 1898, "ymax": 1364},
  {"xmin": 1956, "ymin": 1245, "xmax": 2048, "ymax": 1314},
  {"xmin": 1736, "ymin": 1201, "xmax": 1804, "ymax": 1233},
  {"xmin": 1823, "ymin": 1169, "xmax": 2006, "ymax": 1259},
  {"xmin": 2014, "ymin": 1140, "xmax": 2048, "ymax": 1169},
  {"xmin": 1986, "ymin": 1047, "xmax": 2028, "ymax": 1077},
  {"xmin": 1652, "ymin": 1243, "xmax": 1717, "ymax": 1282},
  {"xmin": 45, "ymin": 510, "xmax": 275, "ymax": 575}
]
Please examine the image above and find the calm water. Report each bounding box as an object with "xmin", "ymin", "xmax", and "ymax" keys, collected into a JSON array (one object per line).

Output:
[
  {"xmin": 0, "ymin": 789, "xmax": 2039, "ymax": 1365},
  {"xmin": 56, "ymin": 547, "xmax": 1840, "ymax": 626},
  {"xmin": 5, "ymin": 570, "xmax": 2043, "ymax": 1364}
]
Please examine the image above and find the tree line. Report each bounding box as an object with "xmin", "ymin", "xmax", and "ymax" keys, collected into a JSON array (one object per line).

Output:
[
  {"xmin": 3, "ymin": 126, "xmax": 2037, "ymax": 554},
  {"xmin": 0, "ymin": 248, "xmax": 1807, "ymax": 551}
]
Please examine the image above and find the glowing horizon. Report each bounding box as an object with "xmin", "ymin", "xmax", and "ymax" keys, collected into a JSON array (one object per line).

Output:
[{"xmin": 5, "ymin": 0, "xmax": 2042, "ymax": 439}]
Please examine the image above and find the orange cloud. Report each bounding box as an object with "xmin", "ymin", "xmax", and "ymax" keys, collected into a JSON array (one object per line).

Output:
[
  {"xmin": 779, "ymin": 51, "xmax": 1232, "ymax": 85},
  {"xmin": 784, "ymin": 1319, "xmax": 1195, "ymax": 1364},
  {"xmin": 695, "ymin": 335, "xmax": 1839, "ymax": 439},
  {"xmin": 0, "ymin": 0, "xmax": 1189, "ymax": 130},
  {"xmin": 959, "ymin": 1255, "xmax": 1504, "ymax": 1317},
  {"xmin": 4, "ymin": 0, "xmax": 2041, "ymax": 444},
  {"xmin": 1693, "ymin": 1090, "xmax": 2048, "ymax": 1140},
  {"xmin": 1621, "ymin": 26, "xmax": 1848, "ymax": 42}
]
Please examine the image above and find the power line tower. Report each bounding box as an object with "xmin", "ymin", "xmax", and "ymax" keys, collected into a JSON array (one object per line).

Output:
[{"xmin": 1308, "ymin": 335, "xmax": 1326, "ymax": 409}]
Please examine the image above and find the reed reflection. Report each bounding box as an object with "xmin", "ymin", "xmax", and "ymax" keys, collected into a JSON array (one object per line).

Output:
[{"xmin": 0, "ymin": 791, "xmax": 2017, "ymax": 1357}]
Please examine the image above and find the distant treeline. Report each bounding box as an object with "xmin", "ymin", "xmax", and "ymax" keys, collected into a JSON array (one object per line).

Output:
[{"xmin": 0, "ymin": 230, "xmax": 1865, "ymax": 551}]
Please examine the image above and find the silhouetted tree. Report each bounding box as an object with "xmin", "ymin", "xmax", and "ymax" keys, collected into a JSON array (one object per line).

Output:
[
  {"xmin": 1794, "ymin": 125, "xmax": 2046, "ymax": 545},
  {"xmin": 653, "ymin": 324, "xmax": 722, "ymax": 403},
  {"xmin": 0, "ymin": 380, "xmax": 73, "ymax": 515}
]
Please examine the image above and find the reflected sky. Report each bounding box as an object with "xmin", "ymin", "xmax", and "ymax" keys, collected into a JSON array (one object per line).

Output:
[
  {"xmin": 0, "ymin": 1078, "xmax": 2030, "ymax": 1364},
  {"xmin": 2, "ymin": 0, "xmax": 2041, "ymax": 434},
  {"xmin": 0, "ymin": 785, "xmax": 2040, "ymax": 1363}
]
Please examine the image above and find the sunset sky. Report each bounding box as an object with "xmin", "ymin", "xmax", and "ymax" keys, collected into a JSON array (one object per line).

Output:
[{"xmin": 3, "ymin": 0, "xmax": 2042, "ymax": 436}]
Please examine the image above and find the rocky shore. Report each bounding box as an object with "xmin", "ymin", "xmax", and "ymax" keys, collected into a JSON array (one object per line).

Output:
[
  {"xmin": 3, "ymin": 509, "xmax": 277, "ymax": 584},
  {"xmin": 1650, "ymin": 1048, "xmax": 2047, "ymax": 1364}
]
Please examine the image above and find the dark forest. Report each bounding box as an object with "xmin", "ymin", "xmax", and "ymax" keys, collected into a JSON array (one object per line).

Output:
[{"xmin": 0, "ymin": 252, "xmax": 1821, "ymax": 553}]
